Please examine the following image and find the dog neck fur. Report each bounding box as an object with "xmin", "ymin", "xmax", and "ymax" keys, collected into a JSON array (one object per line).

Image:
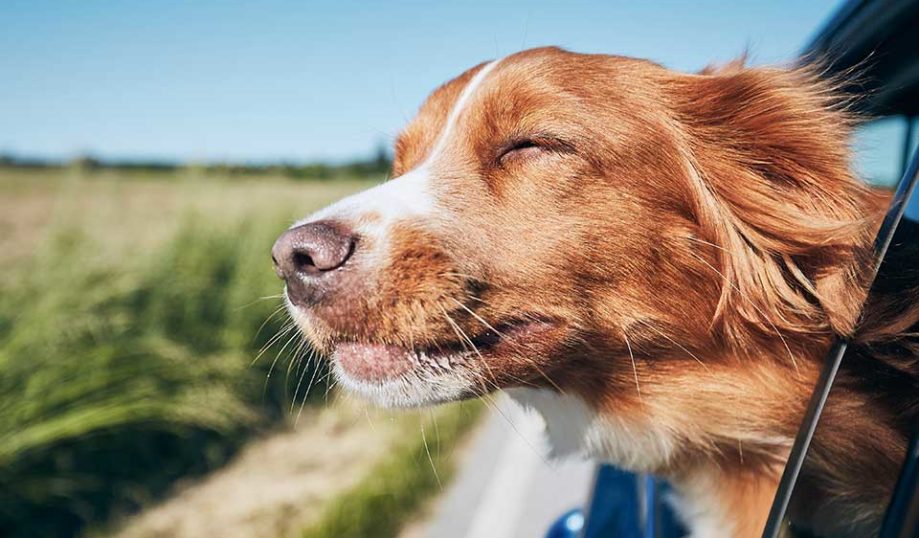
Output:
[
  {"xmin": 507, "ymin": 387, "xmax": 783, "ymax": 537},
  {"xmin": 506, "ymin": 387, "xmax": 676, "ymax": 471}
]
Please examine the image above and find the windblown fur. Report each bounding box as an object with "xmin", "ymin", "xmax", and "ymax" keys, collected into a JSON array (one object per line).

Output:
[{"xmin": 282, "ymin": 48, "xmax": 917, "ymax": 537}]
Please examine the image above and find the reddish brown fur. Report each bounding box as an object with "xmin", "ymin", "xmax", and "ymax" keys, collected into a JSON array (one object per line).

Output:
[{"xmin": 296, "ymin": 47, "xmax": 914, "ymax": 536}]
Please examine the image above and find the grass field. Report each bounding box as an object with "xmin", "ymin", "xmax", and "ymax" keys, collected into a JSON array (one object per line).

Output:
[{"xmin": 0, "ymin": 167, "xmax": 481, "ymax": 538}]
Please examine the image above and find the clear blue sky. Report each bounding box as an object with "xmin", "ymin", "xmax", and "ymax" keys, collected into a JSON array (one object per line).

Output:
[{"xmin": 1, "ymin": 0, "xmax": 843, "ymax": 163}]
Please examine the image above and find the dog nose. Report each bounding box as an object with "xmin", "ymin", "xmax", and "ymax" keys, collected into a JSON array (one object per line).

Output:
[{"xmin": 272, "ymin": 221, "xmax": 356, "ymax": 281}]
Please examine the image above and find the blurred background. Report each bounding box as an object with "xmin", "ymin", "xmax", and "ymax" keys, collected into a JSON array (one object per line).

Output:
[{"xmin": 1, "ymin": 2, "xmax": 914, "ymax": 537}]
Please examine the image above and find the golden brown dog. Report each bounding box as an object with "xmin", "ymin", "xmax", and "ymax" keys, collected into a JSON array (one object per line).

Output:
[{"xmin": 272, "ymin": 47, "xmax": 914, "ymax": 537}]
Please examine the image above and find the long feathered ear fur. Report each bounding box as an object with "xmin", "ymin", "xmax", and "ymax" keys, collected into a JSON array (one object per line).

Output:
[{"xmin": 667, "ymin": 62, "xmax": 885, "ymax": 352}]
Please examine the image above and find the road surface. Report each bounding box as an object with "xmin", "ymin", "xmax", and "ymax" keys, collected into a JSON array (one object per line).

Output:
[{"xmin": 416, "ymin": 395, "xmax": 597, "ymax": 538}]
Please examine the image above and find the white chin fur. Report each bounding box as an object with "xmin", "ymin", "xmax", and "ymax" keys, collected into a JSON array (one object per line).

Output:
[{"xmin": 331, "ymin": 360, "xmax": 477, "ymax": 408}]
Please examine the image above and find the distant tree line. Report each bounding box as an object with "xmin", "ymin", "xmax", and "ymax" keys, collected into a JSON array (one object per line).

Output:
[{"xmin": 0, "ymin": 143, "xmax": 392, "ymax": 180}]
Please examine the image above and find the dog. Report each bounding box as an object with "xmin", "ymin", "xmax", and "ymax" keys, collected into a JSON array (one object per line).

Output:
[{"xmin": 272, "ymin": 47, "xmax": 915, "ymax": 537}]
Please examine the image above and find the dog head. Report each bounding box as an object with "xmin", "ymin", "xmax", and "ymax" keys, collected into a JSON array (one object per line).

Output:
[{"xmin": 274, "ymin": 47, "xmax": 878, "ymax": 460}]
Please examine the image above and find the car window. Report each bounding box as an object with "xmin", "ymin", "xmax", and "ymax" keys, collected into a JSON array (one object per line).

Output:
[
  {"xmin": 854, "ymin": 116, "xmax": 918, "ymax": 189},
  {"xmin": 767, "ymin": 147, "xmax": 919, "ymax": 537}
]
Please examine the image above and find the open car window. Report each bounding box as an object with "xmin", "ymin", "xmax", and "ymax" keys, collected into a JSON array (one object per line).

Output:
[{"xmin": 763, "ymin": 146, "xmax": 919, "ymax": 537}]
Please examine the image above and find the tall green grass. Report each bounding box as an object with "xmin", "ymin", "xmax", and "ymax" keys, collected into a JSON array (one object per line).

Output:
[{"xmin": 0, "ymin": 214, "xmax": 324, "ymax": 538}]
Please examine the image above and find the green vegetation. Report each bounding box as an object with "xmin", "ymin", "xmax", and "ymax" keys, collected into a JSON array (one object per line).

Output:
[
  {"xmin": 302, "ymin": 402, "xmax": 483, "ymax": 538},
  {"xmin": 0, "ymin": 212, "xmax": 320, "ymax": 537},
  {"xmin": 0, "ymin": 146, "xmax": 393, "ymax": 182}
]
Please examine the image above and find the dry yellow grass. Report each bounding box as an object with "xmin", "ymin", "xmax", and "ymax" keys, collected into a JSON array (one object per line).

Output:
[
  {"xmin": 0, "ymin": 168, "xmax": 374, "ymax": 271},
  {"xmin": 109, "ymin": 398, "xmax": 436, "ymax": 538}
]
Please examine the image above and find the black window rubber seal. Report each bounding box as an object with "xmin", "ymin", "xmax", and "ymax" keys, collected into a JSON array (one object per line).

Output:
[{"xmin": 761, "ymin": 147, "xmax": 919, "ymax": 538}]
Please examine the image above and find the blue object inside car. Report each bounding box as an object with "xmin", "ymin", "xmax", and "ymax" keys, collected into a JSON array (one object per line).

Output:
[{"xmin": 546, "ymin": 465, "xmax": 687, "ymax": 538}]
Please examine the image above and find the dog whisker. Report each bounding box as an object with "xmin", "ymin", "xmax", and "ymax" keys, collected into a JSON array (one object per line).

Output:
[
  {"xmin": 290, "ymin": 344, "xmax": 316, "ymax": 414},
  {"xmin": 685, "ymin": 235, "xmax": 730, "ymax": 252},
  {"xmin": 439, "ymin": 304, "xmax": 503, "ymax": 394},
  {"xmin": 642, "ymin": 322, "xmax": 710, "ymax": 371},
  {"xmin": 252, "ymin": 302, "xmax": 288, "ymax": 342},
  {"xmin": 264, "ymin": 327, "xmax": 301, "ymax": 396},
  {"xmin": 687, "ymin": 249, "xmax": 800, "ymax": 375},
  {"xmin": 624, "ymin": 332, "xmax": 642, "ymax": 403},
  {"xmin": 447, "ymin": 299, "xmax": 552, "ymax": 391},
  {"xmin": 453, "ymin": 298, "xmax": 563, "ymax": 392},
  {"xmin": 478, "ymin": 391, "xmax": 550, "ymax": 466},
  {"xmin": 251, "ymin": 320, "xmax": 296, "ymax": 367},
  {"xmin": 234, "ymin": 294, "xmax": 286, "ymax": 312},
  {"xmin": 285, "ymin": 333, "xmax": 309, "ymax": 382},
  {"xmin": 419, "ymin": 417, "xmax": 442, "ymax": 490}
]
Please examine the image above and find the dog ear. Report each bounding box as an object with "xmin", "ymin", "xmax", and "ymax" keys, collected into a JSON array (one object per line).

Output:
[{"xmin": 669, "ymin": 64, "xmax": 882, "ymax": 350}]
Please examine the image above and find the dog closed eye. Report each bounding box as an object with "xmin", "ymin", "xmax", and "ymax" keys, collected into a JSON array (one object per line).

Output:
[
  {"xmin": 498, "ymin": 139, "xmax": 543, "ymax": 164},
  {"xmin": 497, "ymin": 136, "xmax": 575, "ymax": 166}
]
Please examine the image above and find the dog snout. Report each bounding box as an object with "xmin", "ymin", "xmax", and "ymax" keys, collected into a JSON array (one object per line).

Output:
[{"xmin": 272, "ymin": 221, "xmax": 356, "ymax": 302}]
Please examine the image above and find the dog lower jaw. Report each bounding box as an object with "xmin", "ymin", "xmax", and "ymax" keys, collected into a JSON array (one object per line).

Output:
[
  {"xmin": 332, "ymin": 341, "xmax": 473, "ymax": 384},
  {"xmin": 327, "ymin": 335, "xmax": 509, "ymax": 408},
  {"xmin": 323, "ymin": 317, "xmax": 564, "ymax": 407},
  {"xmin": 331, "ymin": 360, "xmax": 479, "ymax": 408}
]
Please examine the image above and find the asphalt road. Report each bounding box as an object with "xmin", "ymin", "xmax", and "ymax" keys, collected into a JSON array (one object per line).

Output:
[{"xmin": 418, "ymin": 395, "xmax": 597, "ymax": 538}]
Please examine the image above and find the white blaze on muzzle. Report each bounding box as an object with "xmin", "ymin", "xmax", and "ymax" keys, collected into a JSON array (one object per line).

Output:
[{"xmin": 293, "ymin": 58, "xmax": 502, "ymax": 245}]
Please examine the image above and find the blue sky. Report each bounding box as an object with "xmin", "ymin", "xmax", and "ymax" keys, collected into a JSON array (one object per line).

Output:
[{"xmin": 1, "ymin": 1, "xmax": 843, "ymax": 163}]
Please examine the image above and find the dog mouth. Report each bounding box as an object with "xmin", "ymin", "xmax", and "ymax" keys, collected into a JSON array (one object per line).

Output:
[{"xmin": 331, "ymin": 317, "xmax": 559, "ymax": 385}]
